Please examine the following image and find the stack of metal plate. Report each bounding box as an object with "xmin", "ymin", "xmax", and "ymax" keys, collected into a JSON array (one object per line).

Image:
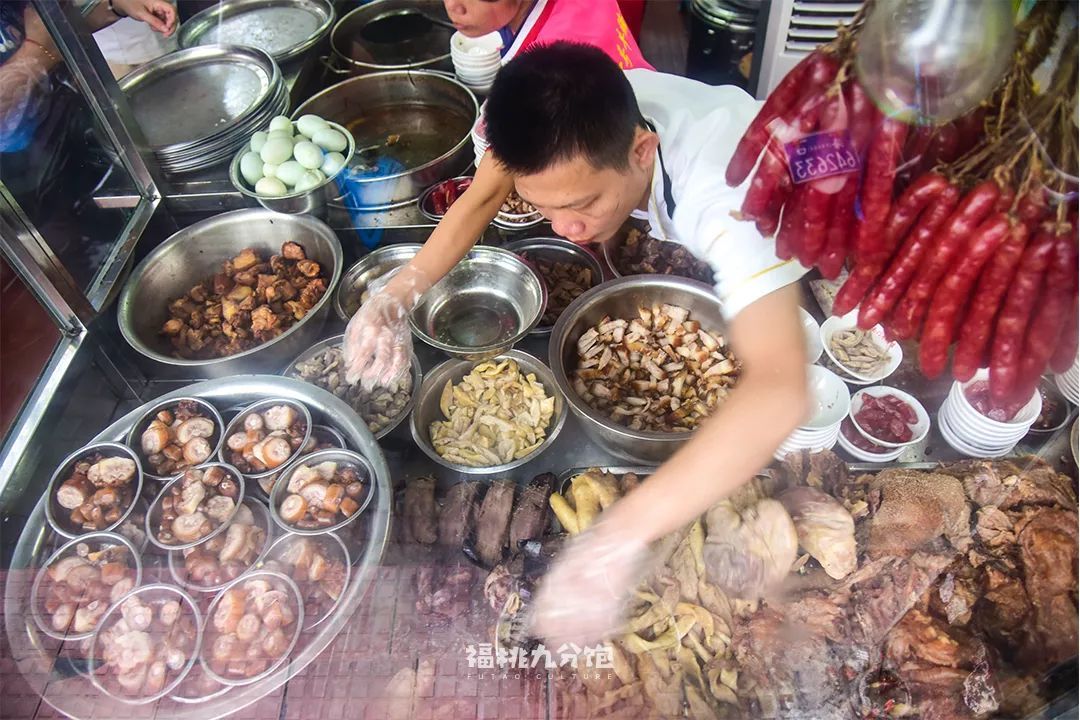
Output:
[{"xmin": 119, "ymin": 45, "xmax": 287, "ymax": 176}]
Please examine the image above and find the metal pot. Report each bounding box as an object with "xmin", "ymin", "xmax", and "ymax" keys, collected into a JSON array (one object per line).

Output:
[
  {"xmin": 292, "ymin": 71, "xmax": 478, "ymax": 208},
  {"xmin": 327, "ymin": 0, "xmax": 454, "ymax": 75},
  {"xmin": 117, "ymin": 209, "xmax": 343, "ymax": 378},
  {"xmin": 548, "ymin": 276, "xmax": 728, "ymax": 464}
]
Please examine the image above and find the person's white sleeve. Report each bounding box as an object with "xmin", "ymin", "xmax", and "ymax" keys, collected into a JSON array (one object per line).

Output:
[{"xmin": 673, "ymin": 177, "xmax": 807, "ymax": 321}]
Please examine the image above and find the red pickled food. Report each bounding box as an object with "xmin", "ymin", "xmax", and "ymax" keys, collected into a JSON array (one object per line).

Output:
[
  {"xmin": 853, "ymin": 393, "xmax": 917, "ymax": 443},
  {"xmin": 963, "ymin": 381, "xmax": 1024, "ymax": 422}
]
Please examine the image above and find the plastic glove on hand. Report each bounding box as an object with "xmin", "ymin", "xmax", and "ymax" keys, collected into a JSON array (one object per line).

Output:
[
  {"xmin": 528, "ymin": 521, "xmax": 649, "ymax": 649},
  {"xmin": 342, "ymin": 266, "xmax": 428, "ymax": 390}
]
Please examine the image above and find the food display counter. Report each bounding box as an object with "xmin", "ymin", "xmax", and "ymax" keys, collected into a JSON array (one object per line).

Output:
[{"xmin": 1, "ymin": 2, "xmax": 1078, "ymax": 720}]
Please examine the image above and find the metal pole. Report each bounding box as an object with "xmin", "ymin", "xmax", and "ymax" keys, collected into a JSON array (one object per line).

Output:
[{"xmin": 33, "ymin": 0, "xmax": 164, "ymax": 200}]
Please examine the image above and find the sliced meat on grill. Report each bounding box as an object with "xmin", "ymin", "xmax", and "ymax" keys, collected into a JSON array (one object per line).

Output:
[
  {"xmin": 403, "ymin": 476, "xmax": 438, "ymax": 545},
  {"xmin": 508, "ymin": 473, "xmax": 554, "ymax": 549},
  {"xmin": 464, "ymin": 480, "xmax": 515, "ymax": 568},
  {"xmin": 438, "ymin": 482, "xmax": 481, "ymax": 547}
]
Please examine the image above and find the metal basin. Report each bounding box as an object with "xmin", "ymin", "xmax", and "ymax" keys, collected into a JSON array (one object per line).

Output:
[
  {"xmin": 548, "ymin": 275, "xmax": 728, "ymax": 464},
  {"xmin": 292, "ymin": 71, "xmax": 477, "ymax": 208},
  {"xmin": 505, "ymin": 238, "xmax": 605, "ymax": 334},
  {"xmin": 117, "ymin": 209, "xmax": 343, "ymax": 377},
  {"xmin": 334, "ymin": 243, "xmax": 422, "ymax": 320},
  {"xmin": 410, "ymin": 350, "xmax": 567, "ymax": 475},
  {"xmin": 178, "ymin": 0, "xmax": 336, "ymax": 65},
  {"xmin": 410, "ymin": 246, "xmax": 547, "ymax": 361},
  {"xmin": 328, "ymin": 0, "xmax": 453, "ymax": 74}
]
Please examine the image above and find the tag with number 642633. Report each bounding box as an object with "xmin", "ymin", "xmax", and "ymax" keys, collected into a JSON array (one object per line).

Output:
[{"xmin": 783, "ymin": 131, "xmax": 860, "ymax": 184}]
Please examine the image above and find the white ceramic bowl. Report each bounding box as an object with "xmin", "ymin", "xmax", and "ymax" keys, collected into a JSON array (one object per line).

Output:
[
  {"xmin": 951, "ymin": 369, "xmax": 1042, "ymax": 429},
  {"xmin": 942, "ymin": 397, "xmax": 1031, "ymax": 445},
  {"xmin": 819, "ymin": 309, "xmax": 902, "ymax": 383},
  {"xmin": 938, "ymin": 406, "xmax": 1015, "ymax": 458},
  {"xmin": 836, "ymin": 426, "xmax": 904, "ymax": 462},
  {"xmin": 786, "ymin": 425, "xmax": 842, "ymax": 443},
  {"xmin": 1055, "ymin": 373, "xmax": 1078, "ymax": 405},
  {"xmin": 800, "ymin": 307, "xmax": 823, "ymax": 364},
  {"xmin": 774, "ymin": 428, "xmax": 840, "ymax": 460},
  {"xmin": 451, "ymin": 30, "xmax": 503, "ymax": 55},
  {"xmin": 804, "ymin": 365, "xmax": 851, "ymax": 429},
  {"xmin": 849, "ymin": 386, "xmax": 931, "ymax": 448}
]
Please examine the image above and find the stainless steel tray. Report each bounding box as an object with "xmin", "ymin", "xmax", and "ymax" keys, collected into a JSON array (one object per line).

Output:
[
  {"xmin": 4, "ymin": 375, "xmax": 391, "ymax": 720},
  {"xmin": 119, "ymin": 45, "xmax": 281, "ymax": 152},
  {"xmin": 178, "ymin": 0, "xmax": 335, "ymax": 65}
]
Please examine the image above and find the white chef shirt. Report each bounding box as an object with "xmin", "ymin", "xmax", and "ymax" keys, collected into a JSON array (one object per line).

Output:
[{"xmin": 625, "ymin": 69, "xmax": 807, "ymax": 320}]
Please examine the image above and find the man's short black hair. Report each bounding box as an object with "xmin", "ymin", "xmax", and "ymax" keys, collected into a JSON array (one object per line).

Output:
[{"xmin": 485, "ymin": 41, "xmax": 644, "ymax": 174}]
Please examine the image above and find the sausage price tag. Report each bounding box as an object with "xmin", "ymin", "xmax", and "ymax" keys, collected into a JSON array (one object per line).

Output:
[{"xmin": 784, "ymin": 131, "xmax": 859, "ymax": 184}]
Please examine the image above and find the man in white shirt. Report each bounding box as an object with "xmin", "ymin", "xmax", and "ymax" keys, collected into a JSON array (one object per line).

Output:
[{"xmin": 344, "ymin": 42, "xmax": 809, "ymax": 645}]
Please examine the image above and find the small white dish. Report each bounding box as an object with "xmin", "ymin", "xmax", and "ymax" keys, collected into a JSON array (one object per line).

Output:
[
  {"xmin": 849, "ymin": 386, "xmax": 931, "ymax": 448},
  {"xmin": 820, "ymin": 309, "xmax": 902, "ymax": 383},
  {"xmin": 800, "ymin": 307, "xmax": 823, "ymax": 364},
  {"xmin": 837, "ymin": 426, "xmax": 904, "ymax": 462},
  {"xmin": 803, "ymin": 365, "xmax": 851, "ymax": 429}
]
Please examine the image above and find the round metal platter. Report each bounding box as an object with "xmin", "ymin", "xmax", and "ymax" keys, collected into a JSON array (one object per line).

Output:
[
  {"xmin": 4, "ymin": 375, "xmax": 391, "ymax": 720},
  {"xmin": 178, "ymin": 0, "xmax": 335, "ymax": 65},
  {"xmin": 119, "ymin": 45, "xmax": 281, "ymax": 153}
]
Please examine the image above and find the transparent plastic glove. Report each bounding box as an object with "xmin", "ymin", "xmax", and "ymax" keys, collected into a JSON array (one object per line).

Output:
[
  {"xmin": 342, "ymin": 265, "xmax": 427, "ymax": 390},
  {"xmin": 529, "ymin": 520, "xmax": 650, "ymax": 649}
]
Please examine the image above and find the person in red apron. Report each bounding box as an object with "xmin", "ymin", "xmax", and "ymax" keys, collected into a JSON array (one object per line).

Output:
[{"xmin": 443, "ymin": 0, "xmax": 652, "ymax": 70}]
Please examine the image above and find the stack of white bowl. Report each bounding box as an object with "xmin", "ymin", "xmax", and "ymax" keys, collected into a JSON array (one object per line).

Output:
[
  {"xmin": 837, "ymin": 386, "xmax": 930, "ymax": 463},
  {"xmin": 775, "ymin": 366, "xmax": 850, "ymax": 460},
  {"xmin": 1054, "ymin": 355, "xmax": 1079, "ymax": 405},
  {"xmin": 938, "ymin": 368, "xmax": 1042, "ymax": 457},
  {"xmin": 451, "ymin": 31, "xmax": 502, "ymax": 94},
  {"xmin": 472, "ymin": 113, "xmax": 490, "ymax": 169}
]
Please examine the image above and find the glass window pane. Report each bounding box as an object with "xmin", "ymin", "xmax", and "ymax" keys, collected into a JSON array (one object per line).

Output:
[{"xmin": 0, "ymin": 1, "xmax": 144, "ymax": 292}]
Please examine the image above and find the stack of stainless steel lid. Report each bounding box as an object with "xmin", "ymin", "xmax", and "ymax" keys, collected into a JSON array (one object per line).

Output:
[{"xmin": 119, "ymin": 45, "xmax": 288, "ymax": 176}]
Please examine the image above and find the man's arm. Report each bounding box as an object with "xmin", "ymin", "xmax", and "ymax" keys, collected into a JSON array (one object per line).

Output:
[
  {"xmin": 382, "ymin": 153, "xmax": 514, "ymax": 302},
  {"xmin": 599, "ymin": 283, "xmax": 809, "ymax": 542}
]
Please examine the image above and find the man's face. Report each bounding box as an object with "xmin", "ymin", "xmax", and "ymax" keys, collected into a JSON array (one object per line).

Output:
[
  {"xmin": 511, "ymin": 133, "xmax": 656, "ymax": 246},
  {"xmin": 443, "ymin": 0, "xmax": 520, "ymax": 37}
]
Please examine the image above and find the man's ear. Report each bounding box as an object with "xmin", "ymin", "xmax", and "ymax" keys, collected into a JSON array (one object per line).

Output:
[{"xmin": 630, "ymin": 127, "xmax": 660, "ymax": 171}]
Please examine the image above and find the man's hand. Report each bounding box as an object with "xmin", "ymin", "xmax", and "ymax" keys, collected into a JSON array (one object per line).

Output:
[
  {"xmin": 529, "ymin": 520, "xmax": 649, "ymax": 649},
  {"xmin": 342, "ymin": 266, "xmax": 427, "ymax": 390}
]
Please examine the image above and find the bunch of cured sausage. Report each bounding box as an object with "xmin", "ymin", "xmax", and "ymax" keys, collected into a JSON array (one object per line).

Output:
[{"xmin": 728, "ymin": 8, "xmax": 1078, "ymax": 410}]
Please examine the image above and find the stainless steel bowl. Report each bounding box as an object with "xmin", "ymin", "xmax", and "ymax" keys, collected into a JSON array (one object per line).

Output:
[
  {"xmin": 505, "ymin": 238, "xmax": 605, "ymax": 334},
  {"xmin": 200, "ymin": 571, "xmax": 304, "ymax": 687},
  {"xmin": 88, "ymin": 583, "xmax": 203, "ymax": 705},
  {"xmin": 268, "ymin": 448, "xmax": 375, "ymax": 535},
  {"xmin": 123, "ymin": 397, "xmax": 225, "ymax": 482},
  {"xmin": 333, "ymin": 243, "xmax": 422, "ymax": 321},
  {"xmin": 549, "ymin": 275, "xmax": 728, "ymax": 464},
  {"xmin": 259, "ymin": 531, "xmax": 351, "ymax": 630},
  {"xmin": 410, "ymin": 246, "xmax": 547, "ymax": 361},
  {"xmin": 145, "ymin": 464, "xmax": 247, "ymax": 551},
  {"xmin": 229, "ymin": 120, "xmax": 357, "ymax": 217},
  {"xmin": 44, "ymin": 442, "xmax": 144, "ymax": 540},
  {"xmin": 1028, "ymin": 377, "xmax": 1074, "ymax": 435},
  {"xmin": 292, "ymin": 71, "xmax": 477, "ymax": 208},
  {"xmin": 178, "ymin": 0, "xmax": 336, "ymax": 65},
  {"xmin": 117, "ymin": 209, "xmax": 343, "ymax": 377},
  {"xmin": 30, "ymin": 532, "xmax": 143, "ymax": 642},
  {"xmin": 166, "ymin": 497, "xmax": 273, "ymax": 593},
  {"xmin": 327, "ymin": 0, "xmax": 454, "ymax": 74},
  {"xmin": 216, "ymin": 398, "xmax": 314, "ymax": 484},
  {"xmin": 409, "ymin": 350, "xmax": 567, "ymax": 475},
  {"xmin": 417, "ymin": 176, "xmax": 473, "ymax": 222},
  {"xmin": 282, "ymin": 333, "xmax": 421, "ymax": 439}
]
